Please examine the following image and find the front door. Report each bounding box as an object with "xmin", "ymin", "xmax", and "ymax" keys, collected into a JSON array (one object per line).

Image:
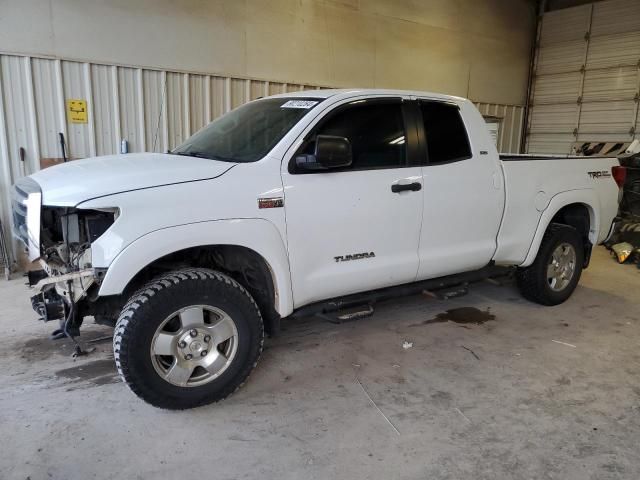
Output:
[{"xmin": 282, "ymin": 98, "xmax": 424, "ymax": 307}]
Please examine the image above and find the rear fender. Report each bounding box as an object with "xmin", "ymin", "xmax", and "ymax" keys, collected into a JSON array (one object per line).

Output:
[{"xmin": 521, "ymin": 189, "xmax": 598, "ymax": 267}]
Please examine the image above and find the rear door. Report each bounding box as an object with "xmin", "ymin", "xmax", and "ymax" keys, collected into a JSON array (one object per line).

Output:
[
  {"xmin": 281, "ymin": 98, "xmax": 424, "ymax": 307},
  {"xmin": 414, "ymin": 100, "xmax": 505, "ymax": 279}
]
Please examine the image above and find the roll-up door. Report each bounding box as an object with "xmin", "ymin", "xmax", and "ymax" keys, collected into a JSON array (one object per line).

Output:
[{"xmin": 527, "ymin": 0, "xmax": 640, "ymax": 155}]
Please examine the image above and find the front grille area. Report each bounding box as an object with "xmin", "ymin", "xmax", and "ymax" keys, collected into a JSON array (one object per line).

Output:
[
  {"xmin": 11, "ymin": 184, "xmax": 29, "ymax": 247},
  {"xmin": 11, "ymin": 177, "xmax": 40, "ymax": 248}
]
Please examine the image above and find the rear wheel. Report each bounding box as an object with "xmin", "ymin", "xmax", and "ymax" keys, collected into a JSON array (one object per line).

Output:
[
  {"xmin": 113, "ymin": 268, "xmax": 264, "ymax": 409},
  {"xmin": 516, "ymin": 224, "xmax": 584, "ymax": 306}
]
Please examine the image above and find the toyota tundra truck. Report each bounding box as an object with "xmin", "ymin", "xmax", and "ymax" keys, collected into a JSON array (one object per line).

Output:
[{"xmin": 11, "ymin": 89, "xmax": 624, "ymax": 409}]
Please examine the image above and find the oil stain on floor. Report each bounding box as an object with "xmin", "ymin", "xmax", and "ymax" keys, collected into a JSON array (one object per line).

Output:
[
  {"xmin": 55, "ymin": 359, "xmax": 119, "ymax": 387},
  {"xmin": 413, "ymin": 307, "xmax": 496, "ymax": 327}
]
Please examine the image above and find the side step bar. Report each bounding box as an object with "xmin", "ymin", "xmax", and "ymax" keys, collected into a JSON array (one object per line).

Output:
[
  {"xmin": 290, "ymin": 264, "xmax": 513, "ymax": 321},
  {"xmin": 318, "ymin": 304, "xmax": 375, "ymax": 324}
]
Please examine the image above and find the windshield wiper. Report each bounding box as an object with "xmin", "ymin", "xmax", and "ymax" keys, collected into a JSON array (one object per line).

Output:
[
  {"xmin": 173, "ymin": 151, "xmax": 211, "ymax": 159},
  {"xmin": 171, "ymin": 151, "xmax": 238, "ymax": 163}
]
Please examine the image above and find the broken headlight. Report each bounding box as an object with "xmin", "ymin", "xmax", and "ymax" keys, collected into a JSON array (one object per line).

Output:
[{"xmin": 40, "ymin": 207, "xmax": 118, "ymax": 269}]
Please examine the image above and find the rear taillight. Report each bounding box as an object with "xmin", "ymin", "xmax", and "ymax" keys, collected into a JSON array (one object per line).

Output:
[{"xmin": 612, "ymin": 165, "xmax": 626, "ymax": 188}]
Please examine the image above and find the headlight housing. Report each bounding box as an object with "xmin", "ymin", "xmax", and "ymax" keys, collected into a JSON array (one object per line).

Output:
[
  {"xmin": 11, "ymin": 177, "xmax": 42, "ymax": 261},
  {"xmin": 40, "ymin": 207, "xmax": 118, "ymax": 268}
]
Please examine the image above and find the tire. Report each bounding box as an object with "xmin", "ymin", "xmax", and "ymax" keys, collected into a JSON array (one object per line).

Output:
[
  {"xmin": 516, "ymin": 224, "xmax": 584, "ymax": 306},
  {"xmin": 113, "ymin": 268, "xmax": 264, "ymax": 409}
]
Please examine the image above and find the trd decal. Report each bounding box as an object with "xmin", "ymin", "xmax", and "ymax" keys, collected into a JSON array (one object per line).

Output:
[
  {"xmin": 334, "ymin": 252, "xmax": 375, "ymax": 263},
  {"xmin": 258, "ymin": 197, "xmax": 284, "ymax": 209},
  {"xmin": 587, "ymin": 171, "xmax": 611, "ymax": 179}
]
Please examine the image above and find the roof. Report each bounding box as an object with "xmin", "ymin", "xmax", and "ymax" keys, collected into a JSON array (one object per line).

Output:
[{"xmin": 267, "ymin": 88, "xmax": 467, "ymax": 103}]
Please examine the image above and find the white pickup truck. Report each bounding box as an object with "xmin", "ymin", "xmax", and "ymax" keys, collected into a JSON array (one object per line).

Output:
[{"xmin": 12, "ymin": 89, "xmax": 623, "ymax": 409}]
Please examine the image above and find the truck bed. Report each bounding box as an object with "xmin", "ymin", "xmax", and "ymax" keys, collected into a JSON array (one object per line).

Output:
[
  {"xmin": 493, "ymin": 154, "xmax": 620, "ymax": 266},
  {"xmin": 500, "ymin": 154, "xmax": 612, "ymax": 162}
]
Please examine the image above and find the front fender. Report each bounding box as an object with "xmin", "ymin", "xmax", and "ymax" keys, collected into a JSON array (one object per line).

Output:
[
  {"xmin": 520, "ymin": 189, "xmax": 599, "ymax": 267},
  {"xmin": 97, "ymin": 218, "xmax": 294, "ymax": 316}
]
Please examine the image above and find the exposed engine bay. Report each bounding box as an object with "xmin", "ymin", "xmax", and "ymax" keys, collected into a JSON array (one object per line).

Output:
[
  {"xmin": 28, "ymin": 207, "xmax": 117, "ymax": 339},
  {"xmin": 39, "ymin": 207, "xmax": 116, "ymax": 276}
]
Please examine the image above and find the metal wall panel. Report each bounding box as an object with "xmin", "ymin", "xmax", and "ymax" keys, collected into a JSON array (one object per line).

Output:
[
  {"xmin": 1, "ymin": 55, "xmax": 33, "ymax": 179},
  {"xmin": 575, "ymin": 132, "xmax": 633, "ymax": 143},
  {"xmin": 582, "ymin": 66, "xmax": 638, "ymax": 101},
  {"xmin": 118, "ymin": 67, "xmax": 145, "ymax": 153},
  {"xmin": 268, "ymin": 82, "xmax": 287, "ymax": 96},
  {"xmin": 539, "ymin": 4, "xmax": 591, "ymax": 46},
  {"xmin": 526, "ymin": 133, "xmax": 576, "ymax": 155},
  {"xmin": 535, "ymin": 41, "xmax": 587, "ymax": 75},
  {"xmin": 474, "ymin": 102, "xmax": 525, "ymax": 154},
  {"xmin": 142, "ymin": 69, "xmax": 167, "ymax": 154},
  {"xmin": 531, "ymin": 72, "xmax": 581, "ymax": 104},
  {"xmin": 166, "ymin": 72, "xmax": 187, "ymax": 150},
  {"xmin": 189, "ymin": 74, "xmax": 208, "ymax": 134},
  {"xmin": 578, "ymin": 100, "xmax": 636, "ymax": 135},
  {"xmin": 91, "ymin": 64, "xmax": 118, "ymax": 156},
  {"xmin": 32, "ymin": 58, "xmax": 64, "ymax": 162},
  {"xmin": 529, "ymin": 104, "xmax": 579, "ymax": 134},
  {"xmin": 586, "ymin": 32, "xmax": 640, "ymax": 70},
  {"xmin": 500, "ymin": 105, "xmax": 526, "ymax": 154},
  {"xmin": 591, "ymin": 0, "xmax": 640, "ymax": 37},
  {"xmin": 249, "ymin": 80, "xmax": 265, "ymax": 101},
  {"xmin": 230, "ymin": 78, "xmax": 248, "ymax": 110},
  {"xmin": 61, "ymin": 60, "xmax": 93, "ymax": 159},
  {"xmin": 210, "ymin": 76, "xmax": 228, "ymax": 119},
  {"xmin": 0, "ymin": 55, "xmax": 36, "ymax": 264},
  {"xmin": 0, "ymin": 52, "xmax": 523, "ymax": 258}
]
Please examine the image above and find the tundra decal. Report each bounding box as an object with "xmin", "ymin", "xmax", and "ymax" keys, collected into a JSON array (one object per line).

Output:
[{"xmin": 334, "ymin": 252, "xmax": 376, "ymax": 263}]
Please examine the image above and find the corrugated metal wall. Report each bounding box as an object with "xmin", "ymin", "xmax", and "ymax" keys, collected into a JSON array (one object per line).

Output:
[
  {"xmin": 527, "ymin": 0, "xmax": 640, "ymax": 154},
  {"xmin": 0, "ymin": 52, "xmax": 523, "ymax": 267},
  {"xmin": 474, "ymin": 102, "xmax": 525, "ymax": 154}
]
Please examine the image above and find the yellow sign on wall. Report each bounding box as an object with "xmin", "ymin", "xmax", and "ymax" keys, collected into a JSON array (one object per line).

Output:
[{"xmin": 66, "ymin": 99, "xmax": 88, "ymax": 123}]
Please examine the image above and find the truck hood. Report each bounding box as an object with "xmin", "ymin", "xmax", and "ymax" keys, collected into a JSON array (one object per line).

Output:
[{"xmin": 29, "ymin": 153, "xmax": 236, "ymax": 206}]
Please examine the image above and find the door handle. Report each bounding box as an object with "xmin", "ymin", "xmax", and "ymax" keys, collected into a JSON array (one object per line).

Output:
[{"xmin": 391, "ymin": 182, "xmax": 422, "ymax": 193}]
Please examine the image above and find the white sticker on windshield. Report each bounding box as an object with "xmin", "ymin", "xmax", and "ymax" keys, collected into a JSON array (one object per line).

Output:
[{"xmin": 281, "ymin": 100, "xmax": 318, "ymax": 109}]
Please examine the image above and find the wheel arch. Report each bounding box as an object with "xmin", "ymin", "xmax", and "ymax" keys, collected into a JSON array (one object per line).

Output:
[
  {"xmin": 521, "ymin": 190, "xmax": 599, "ymax": 268},
  {"xmin": 98, "ymin": 219, "xmax": 294, "ymax": 321}
]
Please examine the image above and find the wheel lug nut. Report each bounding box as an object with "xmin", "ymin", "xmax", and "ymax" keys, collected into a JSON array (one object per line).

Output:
[
  {"xmin": 190, "ymin": 329, "xmax": 198, "ymax": 337},
  {"xmin": 201, "ymin": 350, "xmax": 208, "ymax": 357},
  {"xmin": 185, "ymin": 354, "xmax": 193, "ymax": 360},
  {"xmin": 178, "ymin": 341, "xmax": 186, "ymax": 348},
  {"xmin": 203, "ymin": 335, "xmax": 211, "ymax": 343}
]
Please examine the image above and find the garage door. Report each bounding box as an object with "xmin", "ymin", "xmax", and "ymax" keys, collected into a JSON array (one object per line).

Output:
[{"xmin": 527, "ymin": 0, "xmax": 640, "ymax": 154}]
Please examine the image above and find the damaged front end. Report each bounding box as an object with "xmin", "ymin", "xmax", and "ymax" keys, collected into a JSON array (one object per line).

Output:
[{"xmin": 12, "ymin": 177, "xmax": 118, "ymax": 338}]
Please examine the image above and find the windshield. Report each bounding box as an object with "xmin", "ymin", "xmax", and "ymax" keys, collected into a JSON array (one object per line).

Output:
[{"xmin": 172, "ymin": 97, "xmax": 322, "ymax": 162}]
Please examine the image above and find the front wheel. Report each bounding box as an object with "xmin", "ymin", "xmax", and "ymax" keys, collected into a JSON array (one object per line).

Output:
[
  {"xmin": 113, "ymin": 268, "xmax": 264, "ymax": 409},
  {"xmin": 516, "ymin": 224, "xmax": 584, "ymax": 306}
]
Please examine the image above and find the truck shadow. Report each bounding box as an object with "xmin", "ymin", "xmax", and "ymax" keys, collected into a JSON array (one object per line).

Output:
[{"xmin": 21, "ymin": 327, "xmax": 113, "ymax": 361}]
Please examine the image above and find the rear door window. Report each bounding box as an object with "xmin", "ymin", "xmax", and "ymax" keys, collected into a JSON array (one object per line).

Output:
[{"xmin": 420, "ymin": 102, "xmax": 472, "ymax": 165}]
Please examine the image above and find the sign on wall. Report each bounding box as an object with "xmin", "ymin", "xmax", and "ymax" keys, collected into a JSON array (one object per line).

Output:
[{"xmin": 66, "ymin": 99, "xmax": 88, "ymax": 123}]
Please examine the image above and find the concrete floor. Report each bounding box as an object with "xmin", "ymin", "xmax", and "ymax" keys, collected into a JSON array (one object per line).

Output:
[{"xmin": 1, "ymin": 247, "xmax": 639, "ymax": 480}]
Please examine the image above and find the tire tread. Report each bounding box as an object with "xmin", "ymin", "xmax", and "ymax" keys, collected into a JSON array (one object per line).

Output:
[
  {"xmin": 113, "ymin": 268, "xmax": 264, "ymax": 409},
  {"xmin": 516, "ymin": 223, "xmax": 583, "ymax": 306}
]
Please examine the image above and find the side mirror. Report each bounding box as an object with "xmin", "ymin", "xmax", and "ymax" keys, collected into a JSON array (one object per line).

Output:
[{"xmin": 295, "ymin": 135, "xmax": 352, "ymax": 171}]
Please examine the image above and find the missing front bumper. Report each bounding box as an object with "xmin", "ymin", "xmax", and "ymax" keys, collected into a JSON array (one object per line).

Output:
[
  {"xmin": 31, "ymin": 268, "xmax": 95, "ymax": 296},
  {"xmin": 28, "ymin": 268, "xmax": 96, "ymax": 323},
  {"xmin": 30, "ymin": 288, "xmax": 66, "ymax": 323}
]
